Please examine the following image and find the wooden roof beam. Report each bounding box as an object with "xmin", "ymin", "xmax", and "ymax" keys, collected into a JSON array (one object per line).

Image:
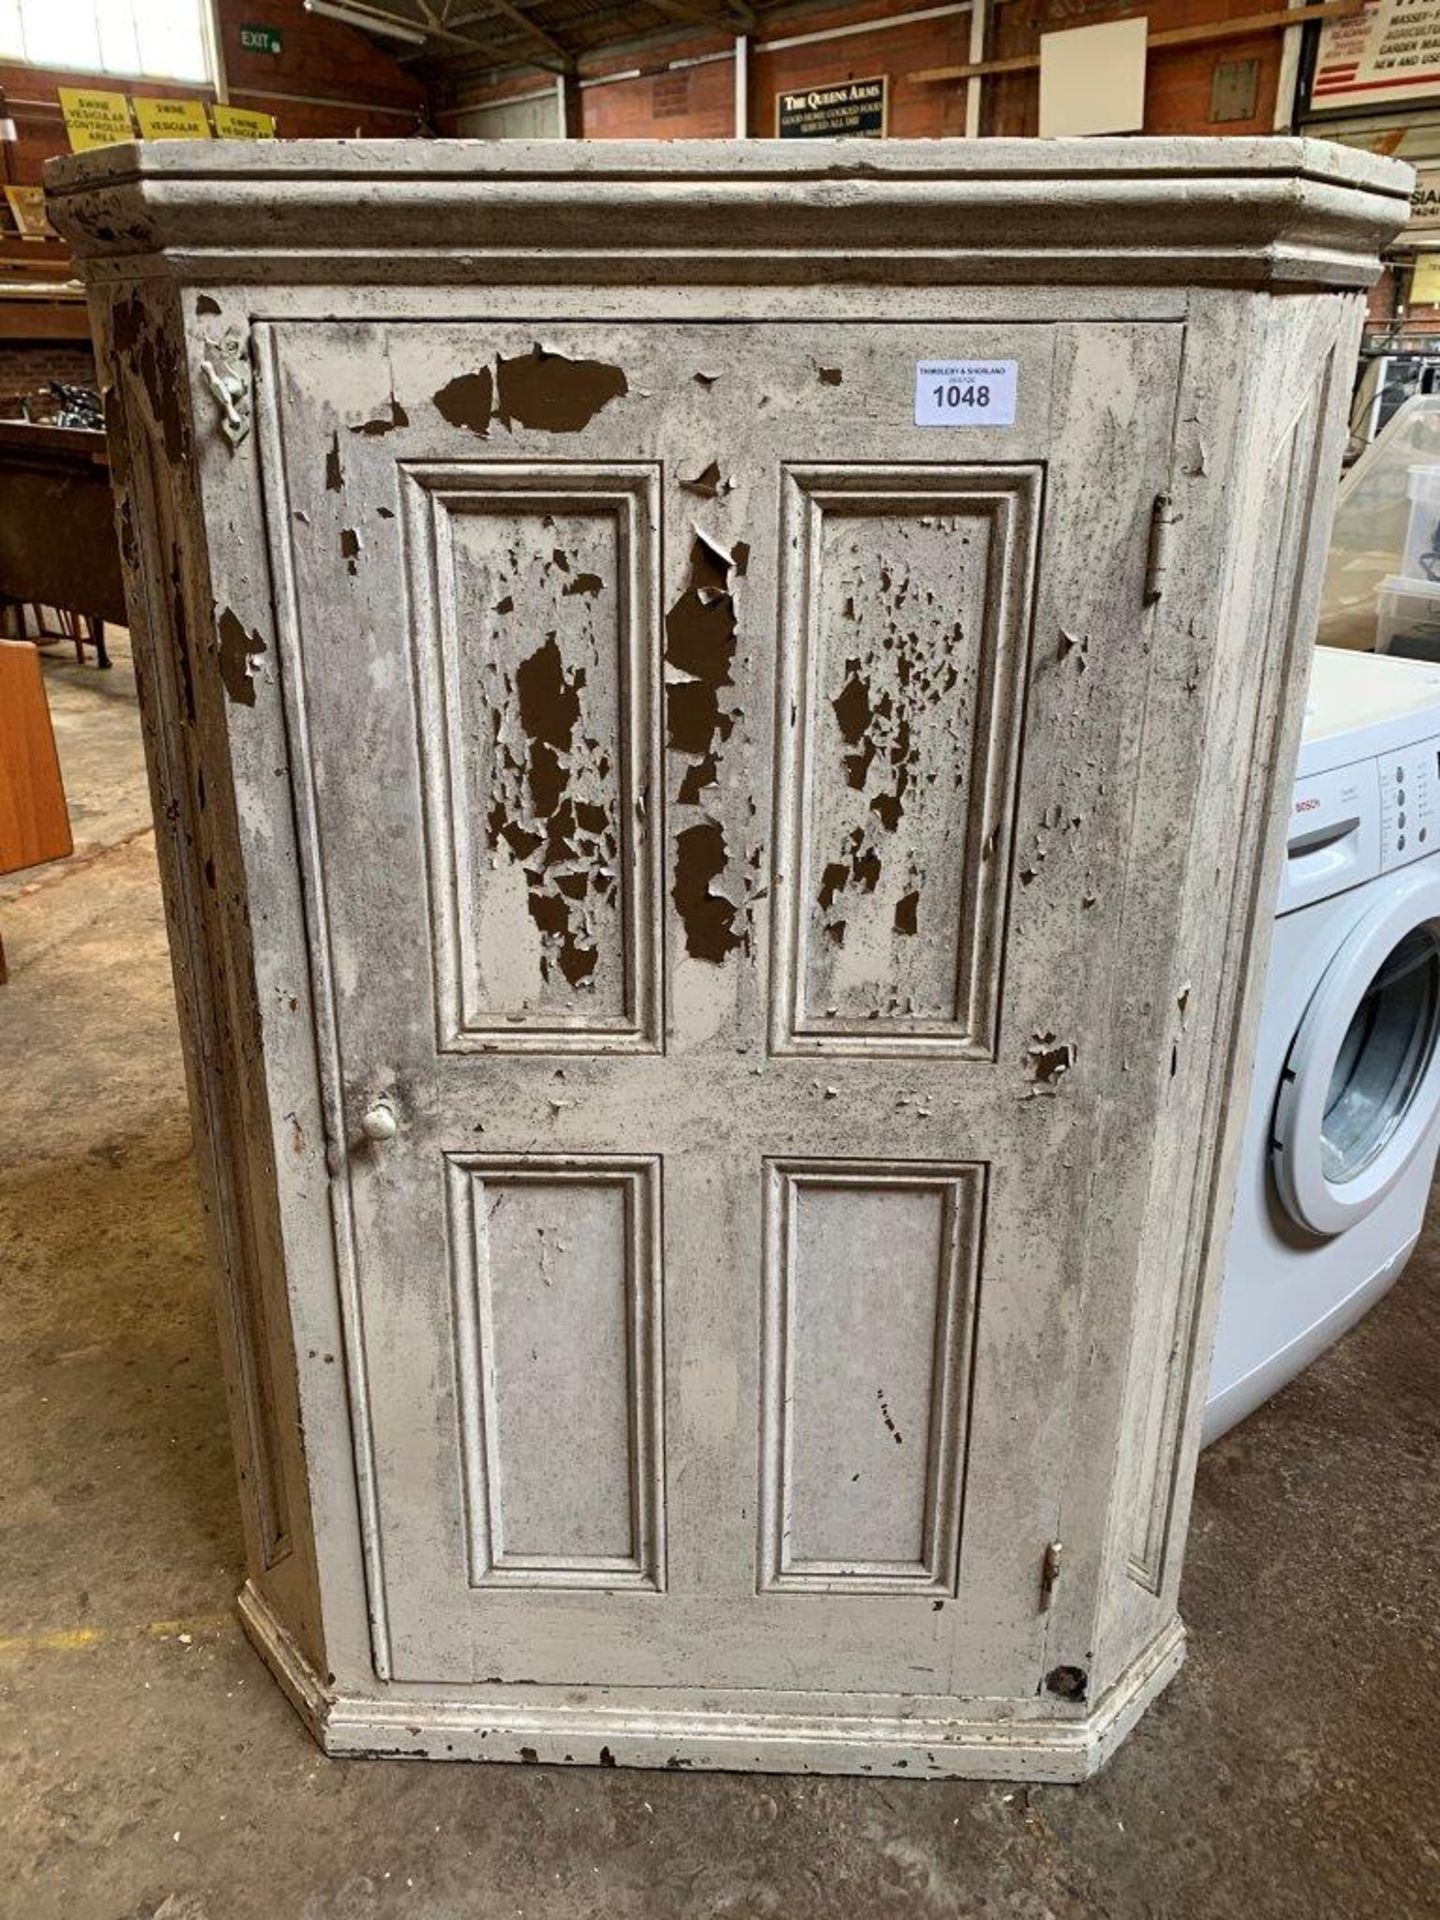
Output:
[
  {"xmin": 645, "ymin": 0, "xmax": 757, "ymax": 34},
  {"xmin": 440, "ymin": 0, "xmax": 579, "ymax": 69}
]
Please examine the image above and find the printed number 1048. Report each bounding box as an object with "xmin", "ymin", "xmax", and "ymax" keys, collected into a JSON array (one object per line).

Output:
[{"xmin": 935, "ymin": 382, "xmax": 991, "ymax": 410}]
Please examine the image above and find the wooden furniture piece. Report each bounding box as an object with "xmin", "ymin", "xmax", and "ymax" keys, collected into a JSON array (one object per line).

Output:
[
  {"xmin": 49, "ymin": 138, "xmax": 1410, "ymax": 1779},
  {"xmin": 0, "ymin": 418, "xmax": 124, "ymax": 667},
  {"xmin": 0, "ymin": 636, "xmax": 72, "ymax": 981}
]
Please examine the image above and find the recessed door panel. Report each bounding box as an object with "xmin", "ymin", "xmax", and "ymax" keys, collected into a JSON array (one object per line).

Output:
[
  {"xmin": 404, "ymin": 463, "xmax": 661, "ymax": 1049},
  {"xmin": 774, "ymin": 465, "xmax": 1039, "ymax": 1055},
  {"xmin": 447, "ymin": 1154, "xmax": 664, "ymax": 1590},
  {"xmin": 759, "ymin": 1159, "xmax": 983, "ymax": 1594}
]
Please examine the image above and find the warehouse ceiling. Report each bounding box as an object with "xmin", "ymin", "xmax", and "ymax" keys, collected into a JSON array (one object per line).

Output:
[{"xmin": 335, "ymin": 0, "xmax": 781, "ymax": 76}]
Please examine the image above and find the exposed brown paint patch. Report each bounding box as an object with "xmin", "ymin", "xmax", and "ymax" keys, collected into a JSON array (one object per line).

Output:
[
  {"xmin": 196, "ymin": 294, "xmax": 221, "ymax": 317},
  {"xmin": 812, "ymin": 537, "xmax": 971, "ymax": 982},
  {"xmin": 484, "ymin": 607, "xmax": 618, "ymax": 993},
  {"xmin": 677, "ymin": 755, "xmax": 718, "ymax": 807},
  {"xmin": 171, "ymin": 552, "xmax": 197, "ymax": 727},
  {"xmin": 818, "ymin": 366, "xmax": 843, "ymax": 386},
  {"xmin": 325, "ymin": 434, "xmax": 344, "ymax": 492},
  {"xmin": 495, "ymin": 345, "xmax": 627, "ymax": 433},
  {"xmin": 1045, "ymin": 1665, "xmax": 1088, "ymax": 1702},
  {"xmin": 562, "ymin": 573, "xmax": 603, "ymax": 599},
  {"xmin": 352, "ymin": 396, "xmax": 410, "ymax": 437},
  {"xmin": 217, "ymin": 607, "xmax": 267, "ymax": 708},
  {"xmin": 113, "ymin": 292, "xmax": 188, "ymax": 465},
  {"xmin": 116, "ymin": 494, "xmax": 139, "ymax": 575},
  {"xmin": 340, "ymin": 528, "xmax": 361, "ymax": 575},
  {"xmin": 1025, "ymin": 1032, "xmax": 1075, "ymax": 1092},
  {"xmin": 102, "ymin": 386, "xmax": 132, "ymax": 492},
  {"xmin": 112, "ymin": 294, "xmax": 145, "ymax": 356},
  {"xmin": 434, "ymin": 367, "xmax": 494, "ymax": 437},
  {"xmin": 673, "ymin": 819, "xmax": 746, "ymax": 963},
  {"xmin": 662, "ymin": 530, "xmax": 760, "ymax": 955},
  {"xmin": 666, "ymin": 532, "xmax": 740, "ymax": 803},
  {"xmin": 682, "ymin": 461, "xmax": 729, "ymax": 499}
]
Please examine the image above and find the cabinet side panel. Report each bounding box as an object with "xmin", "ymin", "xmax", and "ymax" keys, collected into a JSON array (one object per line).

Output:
[
  {"xmin": 1126, "ymin": 374, "xmax": 1327, "ymax": 1589},
  {"xmin": 1137, "ymin": 301, "xmax": 1360, "ymax": 1609},
  {"xmin": 96, "ymin": 284, "xmax": 329, "ymax": 1672},
  {"xmin": 1086, "ymin": 292, "xmax": 1363, "ymax": 1686}
]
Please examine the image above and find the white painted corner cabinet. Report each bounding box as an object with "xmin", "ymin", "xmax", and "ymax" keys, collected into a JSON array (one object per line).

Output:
[{"xmin": 49, "ymin": 138, "xmax": 1409, "ymax": 1778}]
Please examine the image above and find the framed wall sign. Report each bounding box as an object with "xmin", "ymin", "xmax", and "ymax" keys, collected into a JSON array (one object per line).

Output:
[
  {"xmin": 1313, "ymin": 0, "xmax": 1440, "ymax": 112},
  {"xmin": 776, "ymin": 77, "xmax": 887, "ymax": 138}
]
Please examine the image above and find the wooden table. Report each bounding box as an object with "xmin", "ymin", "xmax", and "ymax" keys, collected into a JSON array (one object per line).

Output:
[
  {"xmin": 0, "ymin": 418, "xmax": 125, "ymax": 667},
  {"xmin": 0, "ymin": 636, "xmax": 72, "ymax": 982}
]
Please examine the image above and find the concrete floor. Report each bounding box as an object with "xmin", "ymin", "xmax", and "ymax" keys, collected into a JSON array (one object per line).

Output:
[{"xmin": 2, "ymin": 644, "xmax": 1437, "ymax": 1920}]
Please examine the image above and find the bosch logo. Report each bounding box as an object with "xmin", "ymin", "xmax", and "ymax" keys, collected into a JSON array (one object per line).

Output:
[{"xmin": 1294, "ymin": 796, "xmax": 1321, "ymax": 813}]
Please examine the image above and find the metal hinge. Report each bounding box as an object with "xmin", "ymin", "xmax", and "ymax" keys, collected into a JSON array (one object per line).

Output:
[
  {"xmin": 1143, "ymin": 492, "xmax": 1176, "ymax": 605},
  {"xmin": 1039, "ymin": 1539, "xmax": 1063, "ymax": 1612},
  {"xmin": 200, "ymin": 333, "xmax": 252, "ymax": 450}
]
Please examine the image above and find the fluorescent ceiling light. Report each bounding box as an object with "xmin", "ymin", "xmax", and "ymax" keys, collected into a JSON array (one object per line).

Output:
[{"xmin": 303, "ymin": 0, "xmax": 427, "ymax": 46}]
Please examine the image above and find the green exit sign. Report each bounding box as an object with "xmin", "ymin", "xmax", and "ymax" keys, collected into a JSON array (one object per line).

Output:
[{"xmin": 239, "ymin": 24, "xmax": 282, "ymax": 54}]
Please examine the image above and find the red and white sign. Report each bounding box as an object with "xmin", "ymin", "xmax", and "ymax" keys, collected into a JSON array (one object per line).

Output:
[{"xmin": 1313, "ymin": 0, "xmax": 1440, "ymax": 111}]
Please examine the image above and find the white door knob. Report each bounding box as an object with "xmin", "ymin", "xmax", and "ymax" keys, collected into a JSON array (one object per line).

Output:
[{"xmin": 360, "ymin": 1099, "xmax": 398, "ymax": 1143}]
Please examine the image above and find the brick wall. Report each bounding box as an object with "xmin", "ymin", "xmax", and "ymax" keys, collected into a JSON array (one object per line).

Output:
[
  {"xmin": 441, "ymin": 0, "xmax": 1295, "ymax": 141},
  {"xmin": 985, "ymin": 0, "xmax": 1285, "ymax": 137},
  {"xmin": 576, "ymin": 34, "xmax": 735, "ymax": 141},
  {"xmin": 753, "ymin": 0, "xmax": 973, "ymax": 138},
  {"xmin": 0, "ymin": 339, "xmax": 97, "ymax": 415},
  {"xmin": 219, "ymin": 0, "xmax": 422, "ymax": 136},
  {"xmin": 559, "ymin": 0, "xmax": 975, "ymax": 141},
  {"xmin": 1366, "ymin": 263, "xmax": 1440, "ymax": 343}
]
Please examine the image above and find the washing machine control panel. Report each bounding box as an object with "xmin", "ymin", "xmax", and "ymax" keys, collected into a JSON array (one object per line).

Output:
[
  {"xmin": 1282, "ymin": 759, "xmax": 1382, "ymax": 913},
  {"xmin": 1380, "ymin": 733, "xmax": 1440, "ymax": 870}
]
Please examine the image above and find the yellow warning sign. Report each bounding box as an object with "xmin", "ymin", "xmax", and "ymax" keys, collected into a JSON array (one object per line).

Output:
[
  {"xmin": 57, "ymin": 88, "xmax": 133, "ymax": 153},
  {"xmin": 4, "ymin": 185, "xmax": 54, "ymax": 240},
  {"xmin": 133, "ymin": 97, "xmax": 212, "ymax": 141},
  {"xmin": 212, "ymin": 105, "xmax": 277, "ymax": 139}
]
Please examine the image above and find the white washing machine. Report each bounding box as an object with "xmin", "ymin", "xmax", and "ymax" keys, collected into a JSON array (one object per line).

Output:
[{"xmin": 1206, "ymin": 646, "xmax": 1440, "ymax": 1443}]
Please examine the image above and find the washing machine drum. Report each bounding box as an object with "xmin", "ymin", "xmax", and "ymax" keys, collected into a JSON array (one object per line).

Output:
[{"xmin": 1273, "ymin": 872, "xmax": 1440, "ymax": 1237}]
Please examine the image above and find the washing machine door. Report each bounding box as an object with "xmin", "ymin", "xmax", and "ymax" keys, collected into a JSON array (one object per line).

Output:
[{"xmin": 1273, "ymin": 869, "xmax": 1440, "ymax": 1237}]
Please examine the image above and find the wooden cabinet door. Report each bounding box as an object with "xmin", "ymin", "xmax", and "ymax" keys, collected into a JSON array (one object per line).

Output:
[{"xmin": 257, "ymin": 316, "xmax": 1181, "ymax": 1694}]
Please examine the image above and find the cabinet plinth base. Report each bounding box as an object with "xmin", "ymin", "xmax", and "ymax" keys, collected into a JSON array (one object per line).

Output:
[{"xmin": 237, "ymin": 1583, "xmax": 1185, "ymax": 1783}]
